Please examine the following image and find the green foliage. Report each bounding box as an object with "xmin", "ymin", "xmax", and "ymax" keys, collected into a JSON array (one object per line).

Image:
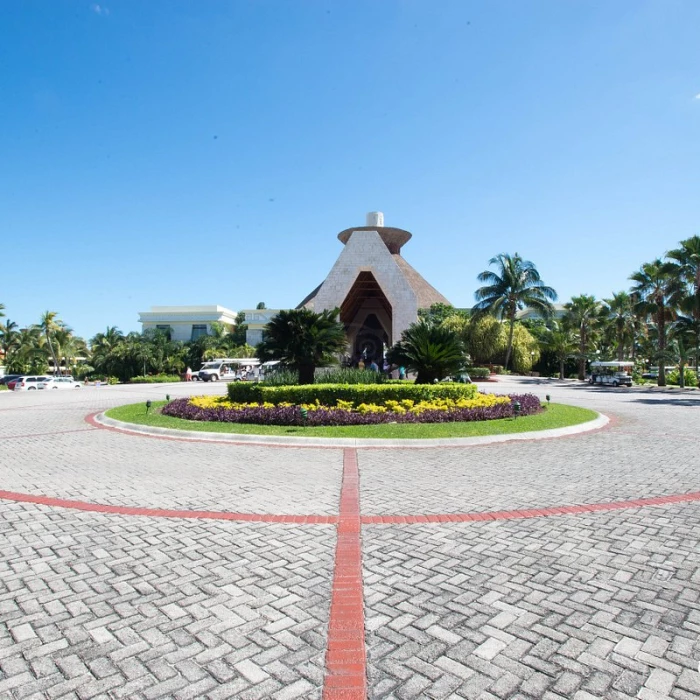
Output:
[
  {"xmin": 461, "ymin": 316, "xmax": 506, "ymax": 365},
  {"xmin": 473, "ymin": 253, "xmax": 556, "ymax": 370},
  {"xmin": 466, "ymin": 367, "xmax": 491, "ymax": 378},
  {"xmin": 227, "ymin": 381, "xmax": 478, "ymax": 405},
  {"xmin": 387, "ymin": 319, "xmax": 467, "ymax": 384},
  {"xmin": 313, "ymin": 367, "xmax": 388, "ymax": 384},
  {"xmin": 257, "ymin": 308, "xmax": 348, "ymax": 384},
  {"xmin": 418, "ymin": 303, "xmax": 464, "ymax": 326},
  {"xmin": 129, "ymin": 374, "xmax": 182, "ymax": 383},
  {"xmin": 666, "ymin": 368, "xmax": 698, "ymax": 387}
]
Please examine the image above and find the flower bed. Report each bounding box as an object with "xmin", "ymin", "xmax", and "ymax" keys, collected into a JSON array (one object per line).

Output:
[{"xmin": 162, "ymin": 393, "xmax": 541, "ymax": 426}]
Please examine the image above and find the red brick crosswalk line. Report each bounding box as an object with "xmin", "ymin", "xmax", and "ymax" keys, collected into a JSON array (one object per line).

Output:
[{"xmin": 323, "ymin": 448, "xmax": 367, "ymax": 699}]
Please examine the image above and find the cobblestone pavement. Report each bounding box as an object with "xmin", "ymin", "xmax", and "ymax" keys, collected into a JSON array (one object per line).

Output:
[{"xmin": 0, "ymin": 379, "xmax": 699, "ymax": 699}]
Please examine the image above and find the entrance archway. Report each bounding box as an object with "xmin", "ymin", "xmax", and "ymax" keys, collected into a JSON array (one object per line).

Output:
[{"xmin": 339, "ymin": 272, "xmax": 392, "ymax": 364}]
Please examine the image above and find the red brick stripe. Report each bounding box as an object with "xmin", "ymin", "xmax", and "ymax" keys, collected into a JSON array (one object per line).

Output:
[
  {"xmin": 0, "ymin": 490, "xmax": 336, "ymax": 524},
  {"xmin": 323, "ymin": 448, "xmax": 367, "ymax": 699},
  {"xmin": 361, "ymin": 491, "xmax": 700, "ymax": 525}
]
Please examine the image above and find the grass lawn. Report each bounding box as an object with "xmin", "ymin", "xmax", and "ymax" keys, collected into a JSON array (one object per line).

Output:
[{"xmin": 105, "ymin": 402, "xmax": 598, "ymax": 439}]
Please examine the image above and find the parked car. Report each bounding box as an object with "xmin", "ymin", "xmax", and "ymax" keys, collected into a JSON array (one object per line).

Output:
[
  {"xmin": 39, "ymin": 377, "xmax": 82, "ymax": 390},
  {"xmin": 0, "ymin": 374, "xmax": 21, "ymax": 386},
  {"xmin": 13, "ymin": 376, "xmax": 51, "ymax": 391}
]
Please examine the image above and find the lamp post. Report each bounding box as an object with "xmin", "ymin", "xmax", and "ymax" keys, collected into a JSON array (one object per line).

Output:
[{"xmin": 513, "ymin": 400, "xmax": 521, "ymax": 418}]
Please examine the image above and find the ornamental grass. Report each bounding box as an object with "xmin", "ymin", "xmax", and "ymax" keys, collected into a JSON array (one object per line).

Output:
[{"xmin": 161, "ymin": 393, "xmax": 541, "ymax": 426}]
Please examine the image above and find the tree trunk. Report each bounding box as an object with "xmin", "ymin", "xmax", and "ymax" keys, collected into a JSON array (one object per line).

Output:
[
  {"xmin": 658, "ymin": 310, "xmax": 666, "ymax": 387},
  {"xmin": 578, "ymin": 330, "xmax": 586, "ymax": 381},
  {"xmin": 45, "ymin": 333, "xmax": 60, "ymax": 377},
  {"xmin": 504, "ymin": 316, "xmax": 516, "ymax": 371},
  {"xmin": 298, "ymin": 365, "xmax": 315, "ymax": 385},
  {"xmin": 679, "ymin": 360, "xmax": 685, "ymax": 389},
  {"xmin": 617, "ymin": 328, "xmax": 624, "ymax": 362},
  {"xmin": 559, "ymin": 359, "xmax": 565, "ymax": 380}
]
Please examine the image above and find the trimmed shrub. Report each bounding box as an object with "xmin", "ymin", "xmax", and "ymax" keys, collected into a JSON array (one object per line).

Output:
[
  {"xmin": 163, "ymin": 393, "xmax": 540, "ymax": 426},
  {"xmin": 129, "ymin": 374, "xmax": 181, "ymax": 384},
  {"xmin": 262, "ymin": 367, "xmax": 388, "ymax": 386},
  {"xmin": 227, "ymin": 382, "xmax": 478, "ymax": 406},
  {"xmin": 467, "ymin": 367, "xmax": 491, "ymax": 379}
]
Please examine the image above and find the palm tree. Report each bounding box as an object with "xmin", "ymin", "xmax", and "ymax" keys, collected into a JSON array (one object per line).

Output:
[
  {"xmin": 543, "ymin": 322, "xmax": 578, "ymax": 380},
  {"xmin": 39, "ymin": 311, "xmax": 62, "ymax": 376},
  {"xmin": 473, "ymin": 253, "xmax": 557, "ymax": 371},
  {"xmin": 602, "ymin": 291, "xmax": 635, "ymax": 362},
  {"xmin": 257, "ymin": 308, "xmax": 347, "ymax": 384},
  {"xmin": 564, "ymin": 295, "xmax": 603, "ymax": 380},
  {"xmin": 669, "ymin": 236, "xmax": 700, "ymax": 371},
  {"xmin": 387, "ymin": 319, "xmax": 467, "ymax": 384},
  {"xmin": 630, "ymin": 259, "xmax": 683, "ymax": 387}
]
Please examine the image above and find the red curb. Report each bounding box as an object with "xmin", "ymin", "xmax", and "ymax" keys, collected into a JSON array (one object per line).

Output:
[
  {"xmin": 0, "ymin": 490, "xmax": 337, "ymax": 524},
  {"xmin": 360, "ymin": 491, "xmax": 700, "ymax": 525},
  {"xmin": 323, "ymin": 448, "xmax": 367, "ymax": 700}
]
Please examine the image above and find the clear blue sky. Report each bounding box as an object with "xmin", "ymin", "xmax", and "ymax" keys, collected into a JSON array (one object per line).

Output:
[{"xmin": 2, "ymin": 0, "xmax": 699, "ymax": 340}]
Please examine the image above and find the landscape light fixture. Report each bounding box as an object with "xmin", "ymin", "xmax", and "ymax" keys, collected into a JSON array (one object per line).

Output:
[
  {"xmin": 513, "ymin": 400, "xmax": 521, "ymax": 417},
  {"xmin": 166, "ymin": 394, "xmax": 170, "ymax": 402},
  {"xmin": 546, "ymin": 394, "xmax": 551, "ymax": 406},
  {"xmin": 299, "ymin": 406, "xmax": 308, "ymax": 427},
  {"xmin": 146, "ymin": 400, "xmax": 152, "ymax": 414}
]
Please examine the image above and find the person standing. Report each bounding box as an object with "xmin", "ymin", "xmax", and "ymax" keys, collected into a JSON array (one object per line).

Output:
[{"xmin": 185, "ymin": 366, "xmax": 192, "ymax": 382}]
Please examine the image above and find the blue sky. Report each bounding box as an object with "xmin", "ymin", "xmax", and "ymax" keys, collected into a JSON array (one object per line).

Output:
[{"xmin": 2, "ymin": 0, "xmax": 699, "ymax": 340}]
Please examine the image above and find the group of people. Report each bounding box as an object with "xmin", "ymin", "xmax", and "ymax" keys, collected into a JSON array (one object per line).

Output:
[{"xmin": 352, "ymin": 356, "xmax": 407, "ymax": 380}]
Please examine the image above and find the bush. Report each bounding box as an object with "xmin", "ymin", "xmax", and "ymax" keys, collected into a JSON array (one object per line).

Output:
[
  {"xmin": 227, "ymin": 382, "xmax": 479, "ymax": 406},
  {"xmin": 129, "ymin": 374, "xmax": 182, "ymax": 384},
  {"xmin": 262, "ymin": 367, "xmax": 388, "ymax": 386},
  {"xmin": 467, "ymin": 367, "xmax": 491, "ymax": 379},
  {"xmin": 666, "ymin": 368, "xmax": 698, "ymax": 387}
]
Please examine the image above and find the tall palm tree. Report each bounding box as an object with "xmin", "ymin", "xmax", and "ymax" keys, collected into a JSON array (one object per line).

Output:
[
  {"xmin": 669, "ymin": 236, "xmax": 700, "ymax": 371},
  {"xmin": 473, "ymin": 253, "xmax": 557, "ymax": 371},
  {"xmin": 563, "ymin": 295, "xmax": 603, "ymax": 380},
  {"xmin": 387, "ymin": 319, "xmax": 467, "ymax": 384},
  {"xmin": 630, "ymin": 259, "xmax": 683, "ymax": 387},
  {"xmin": 257, "ymin": 308, "xmax": 347, "ymax": 384},
  {"xmin": 39, "ymin": 311, "xmax": 62, "ymax": 376},
  {"xmin": 602, "ymin": 291, "xmax": 635, "ymax": 362}
]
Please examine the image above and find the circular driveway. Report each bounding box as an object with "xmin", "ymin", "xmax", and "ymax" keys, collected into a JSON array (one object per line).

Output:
[{"xmin": 0, "ymin": 379, "xmax": 698, "ymax": 699}]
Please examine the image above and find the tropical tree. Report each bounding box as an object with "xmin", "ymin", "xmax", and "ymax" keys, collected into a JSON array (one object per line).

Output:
[
  {"xmin": 543, "ymin": 322, "xmax": 578, "ymax": 380},
  {"xmin": 630, "ymin": 259, "xmax": 683, "ymax": 387},
  {"xmin": 602, "ymin": 291, "xmax": 635, "ymax": 362},
  {"xmin": 563, "ymin": 295, "xmax": 603, "ymax": 380},
  {"xmin": 387, "ymin": 319, "xmax": 467, "ymax": 384},
  {"xmin": 669, "ymin": 236, "xmax": 700, "ymax": 371},
  {"xmin": 39, "ymin": 311, "xmax": 62, "ymax": 376},
  {"xmin": 257, "ymin": 308, "xmax": 347, "ymax": 384},
  {"xmin": 473, "ymin": 253, "xmax": 557, "ymax": 371}
]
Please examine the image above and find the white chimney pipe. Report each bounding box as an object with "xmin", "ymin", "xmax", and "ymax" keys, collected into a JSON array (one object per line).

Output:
[{"xmin": 365, "ymin": 211, "xmax": 384, "ymax": 227}]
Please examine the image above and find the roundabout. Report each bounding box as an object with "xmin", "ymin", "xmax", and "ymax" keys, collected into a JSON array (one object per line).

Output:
[{"xmin": 0, "ymin": 378, "xmax": 699, "ymax": 699}]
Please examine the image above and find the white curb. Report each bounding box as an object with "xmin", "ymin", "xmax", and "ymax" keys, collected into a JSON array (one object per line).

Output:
[{"xmin": 95, "ymin": 411, "xmax": 610, "ymax": 449}]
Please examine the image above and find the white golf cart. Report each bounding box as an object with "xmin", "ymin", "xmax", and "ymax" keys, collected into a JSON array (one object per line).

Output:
[{"xmin": 588, "ymin": 361, "xmax": 633, "ymax": 387}]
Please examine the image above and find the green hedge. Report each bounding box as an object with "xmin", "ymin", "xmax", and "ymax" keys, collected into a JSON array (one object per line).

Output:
[
  {"xmin": 227, "ymin": 382, "xmax": 479, "ymax": 405},
  {"xmin": 467, "ymin": 367, "xmax": 491, "ymax": 379},
  {"xmin": 129, "ymin": 374, "xmax": 182, "ymax": 384}
]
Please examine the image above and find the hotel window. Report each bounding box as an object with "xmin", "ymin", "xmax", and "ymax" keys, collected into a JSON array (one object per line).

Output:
[{"xmin": 191, "ymin": 324, "xmax": 208, "ymax": 340}]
